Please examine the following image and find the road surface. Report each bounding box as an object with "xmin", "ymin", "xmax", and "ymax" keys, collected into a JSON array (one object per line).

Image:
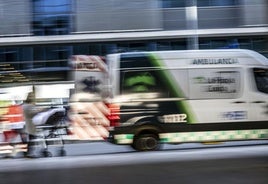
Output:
[{"xmin": 0, "ymin": 141, "xmax": 267, "ymax": 184}]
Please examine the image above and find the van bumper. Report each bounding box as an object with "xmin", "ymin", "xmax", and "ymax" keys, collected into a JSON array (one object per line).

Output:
[
  {"xmin": 106, "ymin": 133, "xmax": 115, "ymax": 144},
  {"xmin": 108, "ymin": 127, "xmax": 135, "ymax": 145}
]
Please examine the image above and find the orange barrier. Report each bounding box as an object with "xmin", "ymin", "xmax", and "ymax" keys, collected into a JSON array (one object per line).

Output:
[{"xmin": 0, "ymin": 104, "xmax": 26, "ymax": 157}]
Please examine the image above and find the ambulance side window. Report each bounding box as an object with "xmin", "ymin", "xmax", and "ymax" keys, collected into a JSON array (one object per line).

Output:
[
  {"xmin": 120, "ymin": 69, "xmax": 170, "ymax": 97},
  {"xmin": 253, "ymin": 68, "xmax": 268, "ymax": 94},
  {"xmin": 121, "ymin": 70, "xmax": 158, "ymax": 94}
]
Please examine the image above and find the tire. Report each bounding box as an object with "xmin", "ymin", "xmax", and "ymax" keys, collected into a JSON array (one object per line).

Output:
[
  {"xmin": 59, "ymin": 149, "xmax": 66, "ymax": 157},
  {"xmin": 132, "ymin": 134, "xmax": 160, "ymax": 151},
  {"xmin": 41, "ymin": 150, "xmax": 52, "ymax": 157}
]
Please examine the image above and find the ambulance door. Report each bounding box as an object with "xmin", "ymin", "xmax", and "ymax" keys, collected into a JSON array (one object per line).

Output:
[{"xmin": 249, "ymin": 68, "xmax": 268, "ymax": 121}]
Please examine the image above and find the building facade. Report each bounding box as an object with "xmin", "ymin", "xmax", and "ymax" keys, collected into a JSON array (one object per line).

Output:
[{"xmin": 0, "ymin": 0, "xmax": 267, "ymax": 73}]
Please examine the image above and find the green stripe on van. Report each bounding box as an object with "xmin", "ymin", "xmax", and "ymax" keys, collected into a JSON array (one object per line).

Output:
[{"xmin": 149, "ymin": 53, "xmax": 196, "ymax": 123}]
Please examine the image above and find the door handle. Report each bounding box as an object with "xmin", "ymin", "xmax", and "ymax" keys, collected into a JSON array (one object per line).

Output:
[
  {"xmin": 232, "ymin": 101, "xmax": 246, "ymax": 104},
  {"xmin": 251, "ymin": 101, "xmax": 266, "ymax": 104}
]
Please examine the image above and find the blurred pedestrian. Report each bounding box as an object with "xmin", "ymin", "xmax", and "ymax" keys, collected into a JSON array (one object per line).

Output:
[{"xmin": 22, "ymin": 92, "xmax": 45, "ymax": 158}]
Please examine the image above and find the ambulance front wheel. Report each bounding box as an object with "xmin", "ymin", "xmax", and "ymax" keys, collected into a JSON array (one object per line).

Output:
[{"xmin": 132, "ymin": 133, "xmax": 160, "ymax": 151}]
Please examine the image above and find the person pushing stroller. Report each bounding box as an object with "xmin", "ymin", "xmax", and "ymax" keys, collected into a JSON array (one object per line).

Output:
[
  {"xmin": 22, "ymin": 92, "xmax": 48, "ymax": 158},
  {"xmin": 23, "ymin": 92, "xmax": 68, "ymax": 158}
]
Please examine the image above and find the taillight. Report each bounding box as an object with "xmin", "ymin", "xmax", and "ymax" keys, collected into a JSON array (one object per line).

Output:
[
  {"xmin": 106, "ymin": 103, "xmax": 120, "ymax": 127},
  {"xmin": 67, "ymin": 127, "xmax": 73, "ymax": 135}
]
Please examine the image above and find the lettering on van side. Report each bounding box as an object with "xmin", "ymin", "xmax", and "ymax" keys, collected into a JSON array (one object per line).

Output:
[
  {"xmin": 222, "ymin": 111, "xmax": 247, "ymax": 120},
  {"xmin": 194, "ymin": 76, "xmax": 236, "ymax": 84},
  {"xmin": 206, "ymin": 85, "xmax": 237, "ymax": 93},
  {"xmin": 193, "ymin": 58, "xmax": 238, "ymax": 65},
  {"xmin": 193, "ymin": 76, "xmax": 237, "ymax": 93},
  {"xmin": 158, "ymin": 114, "xmax": 187, "ymax": 123}
]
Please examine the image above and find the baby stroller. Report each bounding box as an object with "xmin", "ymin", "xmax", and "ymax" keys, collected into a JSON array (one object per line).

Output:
[{"xmin": 33, "ymin": 107, "xmax": 70, "ymax": 157}]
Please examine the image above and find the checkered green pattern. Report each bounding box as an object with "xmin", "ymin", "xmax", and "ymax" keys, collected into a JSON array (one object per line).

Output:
[
  {"xmin": 114, "ymin": 134, "xmax": 134, "ymax": 144},
  {"xmin": 113, "ymin": 129, "xmax": 268, "ymax": 145},
  {"xmin": 159, "ymin": 129, "xmax": 268, "ymax": 143}
]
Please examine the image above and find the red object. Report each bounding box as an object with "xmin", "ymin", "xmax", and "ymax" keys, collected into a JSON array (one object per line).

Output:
[
  {"xmin": 3, "ymin": 130, "xmax": 18, "ymax": 141},
  {"xmin": 106, "ymin": 103, "xmax": 120, "ymax": 127},
  {"xmin": 7, "ymin": 104, "xmax": 24, "ymax": 123},
  {"xmin": 0, "ymin": 104, "xmax": 24, "ymax": 142}
]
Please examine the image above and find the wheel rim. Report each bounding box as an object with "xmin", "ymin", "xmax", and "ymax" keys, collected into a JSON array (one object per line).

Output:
[
  {"xmin": 135, "ymin": 135, "xmax": 158, "ymax": 151},
  {"xmin": 144, "ymin": 137, "xmax": 158, "ymax": 150}
]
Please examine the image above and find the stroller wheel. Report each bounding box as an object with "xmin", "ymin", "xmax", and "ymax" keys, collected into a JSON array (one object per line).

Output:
[
  {"xmin": 58, "ymin": 149, "xmax": 66, "ymax": 157},
  {"xmin": 41, "ymin": 150, "xmax": 52, "ymax": 157}
]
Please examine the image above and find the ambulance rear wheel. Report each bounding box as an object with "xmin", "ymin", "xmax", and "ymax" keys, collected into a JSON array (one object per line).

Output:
[{"xmin": 132, "ymin": 134, "xmax": 160, "ymax": 151}]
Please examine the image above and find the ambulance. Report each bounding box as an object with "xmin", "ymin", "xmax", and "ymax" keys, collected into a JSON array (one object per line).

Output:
[{"xmin": 106, "ymin": 49, "xmax": 268, "ymax": 151}]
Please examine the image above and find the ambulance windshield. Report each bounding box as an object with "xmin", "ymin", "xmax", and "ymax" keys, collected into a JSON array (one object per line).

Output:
[{"xmin": 254, "ymin": 68, "xmax": 268, "ymax": 94}]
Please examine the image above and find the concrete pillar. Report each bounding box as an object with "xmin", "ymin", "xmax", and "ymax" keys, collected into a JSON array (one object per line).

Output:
[{"xmin": 185, "ymin": 0, "xmax": 199, "ymax": 50}]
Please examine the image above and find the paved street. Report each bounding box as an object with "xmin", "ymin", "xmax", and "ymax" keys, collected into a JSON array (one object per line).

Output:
[{"xmin": 0, "ymin": 140, "xmax": 267, "ymax": 184}]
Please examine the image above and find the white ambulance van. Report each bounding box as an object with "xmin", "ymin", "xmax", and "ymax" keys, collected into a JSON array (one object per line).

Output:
[{"xmin": 106, "ymin": 49, "xmax": 268, "ymax": 151}]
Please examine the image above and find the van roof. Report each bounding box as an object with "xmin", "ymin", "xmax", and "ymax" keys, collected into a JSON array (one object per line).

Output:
[{"xmin": 115, "ymin": 49, "xmax": 268, "ymax": 66}]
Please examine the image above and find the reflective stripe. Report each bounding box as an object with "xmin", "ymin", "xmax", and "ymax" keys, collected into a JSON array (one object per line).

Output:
[
  {"xmin": 114, "ymin": 134, "xmax": 134, "ymax": 144},
  {"xmin": 160, "ymin": 129, "xmax": 268, "ymax": 143}
]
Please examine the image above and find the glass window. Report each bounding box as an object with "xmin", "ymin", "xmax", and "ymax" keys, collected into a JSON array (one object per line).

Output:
[
  {"xmin": 117, "ymin": 43, "xmax": 130, "ymax": 53},
  {"xmin": 162, "ymin": 0, "xmax": 185, "ymax": 8},
  {"xmin": 73, "ymin": 44, "xmax": 90, "ymax": 55},
  {"xmin": 197, "ymin": 0, "xmax": 239, "ymax": 7},
  {"xmin": 170, "ymin": 40, "xmax": 187, "ymax": 50},
  {"xmin": 197, "ymin": 0, "xmax": 210, "ymax": 6},
  {"xmin": 199, "ymin": 36, "xmax": 268, "ymax": 55},
  {"xmin": 210, "ymin": 39, "xmax": 228, "ymax": 49},
  {"xmin": 32, "ymin": 0, "xmax": 72, "ymax": 35},
  {"xmin": 88, "ymin": 44, "xmax": 102, "ymax": 55},
  {"xmin": 157, "ymin": 41, "xmax": 171, "ymax": 50},
  {"xmin": 129, "ymin": 42, "xmax": 148, "ymax": 52},
  {"xmin": 237, "ymin": 38, "xmax": 252, "ymax": 50},
  {"xmin": 119, "ymin": 54, "xmax": 170, "ymax": 97},
  {"xmin": 0, "ymin": 45, "xmax": 71, "ymax": 87},
  {"xmin": 253, "ymin": 68, "xmax": 268, "ymax": 94},
  {"xmin": 199, "ymin": 39, "xmax": 211, "ymax": 49},
  {"xmin": 102, "ymin": 44, "xmax": 117, "ymax": 55},
  {"xmin": 253, "ymin": 38, "xmax": 268, "ymax": 51},
  {"xmin": 121, "ymin": 70, "xmax": 158, "ymax": 94}
]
